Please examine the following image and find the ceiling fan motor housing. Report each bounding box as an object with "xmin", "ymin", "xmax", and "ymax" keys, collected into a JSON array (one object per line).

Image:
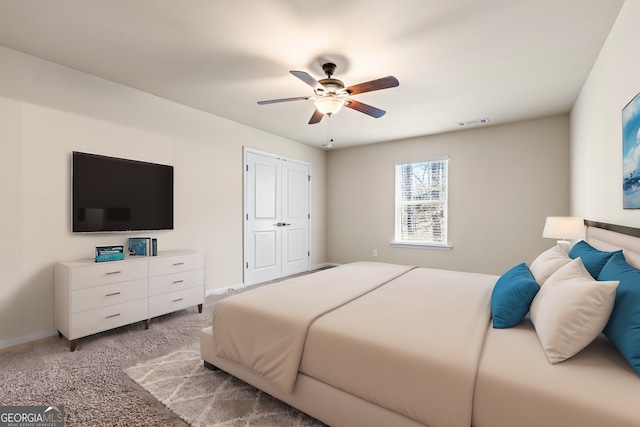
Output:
[{"xmin": 316, "ymin": 78, "xmax": 345, "ymax": 95}]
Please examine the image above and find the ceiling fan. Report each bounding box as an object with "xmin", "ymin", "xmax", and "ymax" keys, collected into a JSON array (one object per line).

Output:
[{"xmin": 257, "ymin": 62, "xmax": 399, "ymax": 124}]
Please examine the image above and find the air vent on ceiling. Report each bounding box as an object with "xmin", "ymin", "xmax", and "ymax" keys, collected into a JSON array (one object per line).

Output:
[{"xmin": 457, "ymin": 118, "xmax": 490, "ymax": 127}]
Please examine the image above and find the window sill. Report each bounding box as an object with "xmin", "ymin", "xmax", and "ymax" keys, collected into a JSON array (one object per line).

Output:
[{"xmin": 390, "ymin": 242, "xmax": 452, "ymax": 251}]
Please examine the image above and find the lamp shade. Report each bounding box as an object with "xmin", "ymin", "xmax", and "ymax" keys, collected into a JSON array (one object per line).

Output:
[
  {"xmin": 314, "ymin": 96, "xmax": 345, "ymax": 115},
  {"xmin": 542, "ymin": 216, "xmax": 584, "ymax": 240}
]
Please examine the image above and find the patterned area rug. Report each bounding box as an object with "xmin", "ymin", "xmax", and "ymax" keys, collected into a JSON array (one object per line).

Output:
[{"xmin": 125, "ymin": 342, "xmax": 326, "ymax": 427}]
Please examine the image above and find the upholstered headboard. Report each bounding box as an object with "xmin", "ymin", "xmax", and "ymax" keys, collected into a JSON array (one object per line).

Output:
[{"xmin": 585, "ymin": 220, "xmax": 640, "ymax": 269}]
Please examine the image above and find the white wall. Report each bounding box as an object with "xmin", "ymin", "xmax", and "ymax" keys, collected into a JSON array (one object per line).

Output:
[
  {"xmin": 0, "ymin": 46, "xmax": 327, "ymax": 348},
  {"xmin": 326, "ymin": 115, "xmax": 571, "ymax": 275},
  {"xmin": 571, "ymin": 1, "xmax": 639, "ymax": 225}
]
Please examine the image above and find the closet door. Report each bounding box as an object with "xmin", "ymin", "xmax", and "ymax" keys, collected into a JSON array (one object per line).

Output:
[
  {"xmin": 244, "ymin": 150, "xmax": 310, "ymax": 285},
  {"xmin": 281, "ymin": 159, "xmax": 309, "ymax": 277},
  {"xmin": 245, "ymin": 151, "xmax": 282, "ymax": 285}
]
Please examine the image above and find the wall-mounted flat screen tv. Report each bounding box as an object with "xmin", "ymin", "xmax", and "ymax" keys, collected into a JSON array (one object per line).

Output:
[{"xmin": 72, "ymin": 151, "xmax": 174, "ymax": 232}]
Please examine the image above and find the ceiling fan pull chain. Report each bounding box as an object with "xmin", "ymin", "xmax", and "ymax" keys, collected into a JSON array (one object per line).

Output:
[{"xmin": 324, "ymin": 115, "xmax": 334, "ymax": 149}]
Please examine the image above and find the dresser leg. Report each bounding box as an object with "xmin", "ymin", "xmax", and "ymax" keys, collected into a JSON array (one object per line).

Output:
[
  {"xmin": 144, "ymin": 319, "xmax": 149, "ymax": 330},
  {"xmin": 69, "ymin": 339, "xmax": 78, "ymax": 352},
  {"xmin": 198, "ymin": 303, "xmax": 203, "ymax": 313}
]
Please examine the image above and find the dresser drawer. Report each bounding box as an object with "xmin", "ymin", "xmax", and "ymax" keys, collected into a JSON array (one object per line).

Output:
[
  {"xmin": 70, "ymin": 259, "xmax": 148, "ymax": 290},
  {"xmin": 149, "ymin": 269, "xmax": 204, "ymax": 297},
  {"xmin": 149, "ymin": 286, "xmax": 204, "ymax": 318},
  {"xmin": 71, "ymin": 278, "xmax": 148, "ymax": 313},
  {"xmin": 149, "ymin": 253, "xmax": 204, "ymax": 277},
  {"xmin": 69, "ymin": 298, "xmax": 148, "ymax": 340}
]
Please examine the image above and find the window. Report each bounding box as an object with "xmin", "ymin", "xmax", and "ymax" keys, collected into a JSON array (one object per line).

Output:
[{"xmin": 394, "ymin": 157, "xmax": 448, "ymax": 247}]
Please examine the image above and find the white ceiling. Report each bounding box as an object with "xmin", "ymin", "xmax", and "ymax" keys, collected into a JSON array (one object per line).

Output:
[{"xmin": 0, "ymin": 0, "xmax": 625, "ymax": 149}]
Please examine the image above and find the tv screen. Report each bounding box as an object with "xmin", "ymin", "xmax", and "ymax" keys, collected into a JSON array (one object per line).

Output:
[{"xmin": 72, "ymin": 151, "xmax": 173, "ymax": 232}]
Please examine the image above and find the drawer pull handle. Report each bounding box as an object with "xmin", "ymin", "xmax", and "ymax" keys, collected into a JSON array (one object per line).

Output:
[
  {"xmin": 172, "ymin": 298, "xmax": 184, "ymax": 303},
  {"xmin": 172, "ymin": 262, "xmax": 185, "ymax": 266},
  {"xmin": 105, "ymin": 292, "xmax": 121, "ymax": 297},
  {"xmin": 106, "ymin": 271, "xmax": 122, "ymax": 275},
  {"xmin": 106, "ymin": 313, "xmax": 121, "ymax": 319},
  {"xmin": 172, "ymin": 280, "xmax": 184, "ymax": 284}
]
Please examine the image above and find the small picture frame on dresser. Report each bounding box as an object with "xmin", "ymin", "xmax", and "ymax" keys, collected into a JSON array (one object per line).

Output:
[
  {"xmin": 128, "ymin": 237, "xmax": 151, "ymax": 256},
  {"xmin": 95, "ymin": 245, "xmax": 125, "ymax": 262}
]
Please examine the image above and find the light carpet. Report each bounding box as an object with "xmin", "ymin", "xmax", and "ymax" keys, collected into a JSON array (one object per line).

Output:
[{"xmin": 125, "ymin": 342, "xmax": 325, "ymax": 427}]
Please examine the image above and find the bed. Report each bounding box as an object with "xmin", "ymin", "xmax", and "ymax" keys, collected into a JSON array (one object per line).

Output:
[{"xmin": 199, "ymin": 221, "xmax": 640, "ymax": 427}]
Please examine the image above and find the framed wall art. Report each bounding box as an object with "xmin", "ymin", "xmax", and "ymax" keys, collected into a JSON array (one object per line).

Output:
[{"xmin": 623, "ymin": 91, "xmax": 640, "ymax": 208}]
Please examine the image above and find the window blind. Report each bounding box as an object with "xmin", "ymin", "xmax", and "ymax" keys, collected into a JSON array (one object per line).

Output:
[{"xmin": 395, "ymin": 158, "xmax": 448, "ymax": 245}]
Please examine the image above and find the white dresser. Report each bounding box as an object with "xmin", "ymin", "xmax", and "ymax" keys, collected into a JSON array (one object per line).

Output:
[{"xmin": 55, "ymin": 250, "xmax": 205, "ymax": 351}]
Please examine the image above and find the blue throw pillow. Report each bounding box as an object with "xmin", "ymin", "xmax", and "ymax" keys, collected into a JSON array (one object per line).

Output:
[
  {"xmin": 568, "ymin": 240, "xmax": 621, "ymax": 279},
  {"xmin": 598, "ymin": 252, "xmax": 640, "ymax": 376},
  {"xmin": 491, "ymin": 263, "xmax": 540, "ymax": 329}
]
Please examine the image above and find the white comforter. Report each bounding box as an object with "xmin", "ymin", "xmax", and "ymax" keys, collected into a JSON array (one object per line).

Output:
[
  {"xmin": 211, "ymin": 262, "xmax": 415, "ymax": 393},
  {"xmin": 300, "ymin": 267, "xmax": 496, "ymax": 427},
  {"xmin": 212, "ymin": 262, "xmax": 496, "ymax": 427}
]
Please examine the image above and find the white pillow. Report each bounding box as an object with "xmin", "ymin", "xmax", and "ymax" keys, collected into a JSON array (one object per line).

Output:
[
  {"xmin": 529, "ymin": 257, "xmax": 619, "ymax": 364},
  {"xmin": 529, "ymin": 245, "xmax": 571, "ymax": 285}
]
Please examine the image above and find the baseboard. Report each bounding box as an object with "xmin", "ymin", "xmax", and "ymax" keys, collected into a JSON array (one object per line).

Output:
[
  {"xmin": 207, "ymin": 264, "xmax": 340, "ymax": 297},
  {"xmin": 207, "ymin": 283, "xmax": 246, "ymax": 296},
  {"xmin": 0, "ymin": 328, "xmax": 58, "ymax": 350}
]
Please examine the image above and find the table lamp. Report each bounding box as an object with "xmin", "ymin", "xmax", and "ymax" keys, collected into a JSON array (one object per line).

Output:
[{"xmin": 542, "ymin": 216, "xmax": 584, "ymax": 253}]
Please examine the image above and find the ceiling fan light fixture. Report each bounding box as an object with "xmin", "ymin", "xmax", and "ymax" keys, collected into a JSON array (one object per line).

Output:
[{"xmin": 314, "ymin": 96, "xmax": 345, "ymax": 116}]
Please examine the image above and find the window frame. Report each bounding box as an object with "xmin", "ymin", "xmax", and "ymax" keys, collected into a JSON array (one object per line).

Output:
[{"xmin": 392, "ymin": 156, "xmax": 451, "ymax": 250}]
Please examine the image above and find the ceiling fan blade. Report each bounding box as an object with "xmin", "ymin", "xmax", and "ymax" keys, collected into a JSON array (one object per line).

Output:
[
  {"xmin": 308, "ymin": 109, "xmax": 324, "ymax": 124},
  {"xmin": 257, "ymin": 96, "xmax": 310, "ymax": 105},
  {"xmin": 345, "ymin": 76, "xmax": 399, "ymax": 95},
  {"xmin": 345, "ymin": 99, "xmax": 386, "ymax": 118},
  {"xmin": 290, "ymin": 70, "xmax": 325, "ymax": 92}
]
